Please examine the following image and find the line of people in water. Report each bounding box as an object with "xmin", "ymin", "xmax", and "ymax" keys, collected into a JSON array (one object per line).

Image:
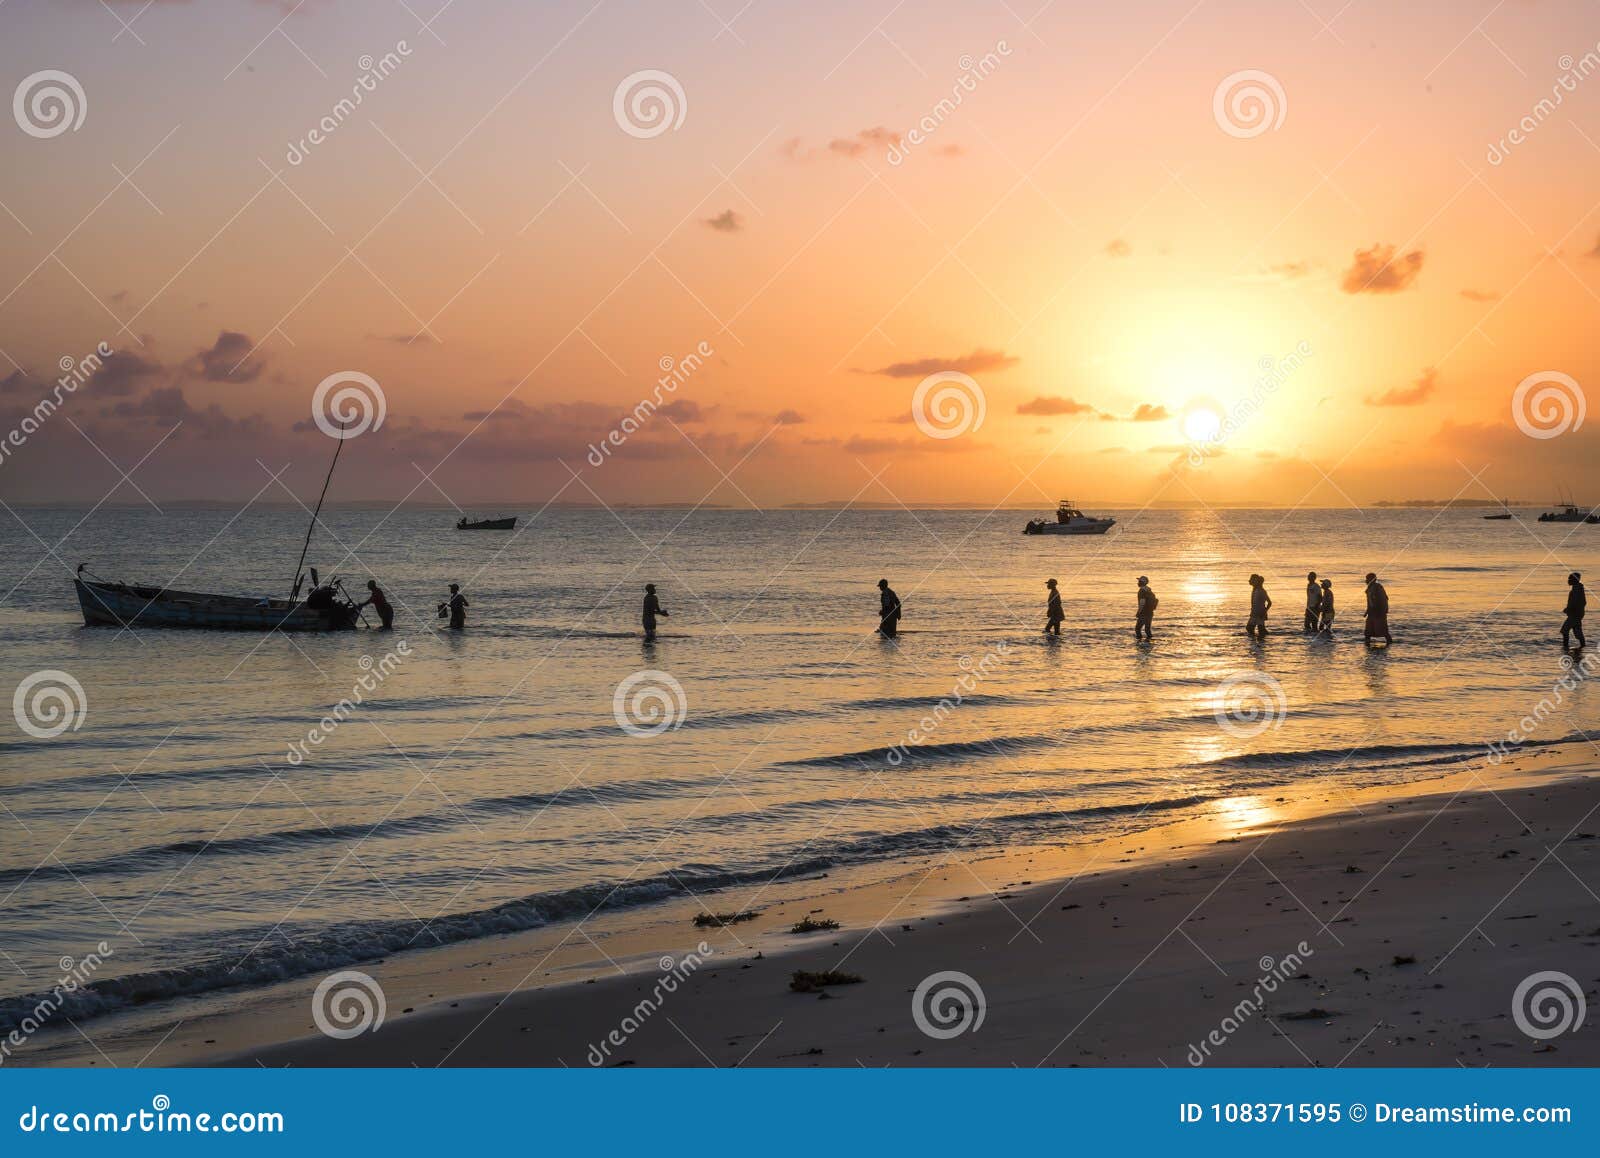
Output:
[{"xmin": 341, "ymin": 570, "xmax": 1588, "ymax": 652}]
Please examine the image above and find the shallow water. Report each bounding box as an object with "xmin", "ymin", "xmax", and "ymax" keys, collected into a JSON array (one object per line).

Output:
[{"xmin": 0, "ymin": 505, "xmax": 1595, "ymax": 1029}]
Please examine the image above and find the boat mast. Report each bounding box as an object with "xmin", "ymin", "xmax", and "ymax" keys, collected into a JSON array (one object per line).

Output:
[{"xmin": 291, "ymin": 420, "xmax": 346, "ymax": 600}]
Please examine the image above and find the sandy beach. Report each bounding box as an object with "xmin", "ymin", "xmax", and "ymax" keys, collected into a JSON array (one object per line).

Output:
[{"xmin": 85, "ymin": 742, "xmax": 1576, "ymax": 1069}]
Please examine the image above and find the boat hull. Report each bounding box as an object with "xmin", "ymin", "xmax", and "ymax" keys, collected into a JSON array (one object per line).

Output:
[
  {"xmin": 1023, "ymin": 519, "xmax": 1115, "ymax": 535},
  {"xmin": 75, "ymin": 579, "xmax": 357, "ymax": 631},
  {"xmin": 457, "ymin": 517, "xmax": 516, "ymax": 530}
]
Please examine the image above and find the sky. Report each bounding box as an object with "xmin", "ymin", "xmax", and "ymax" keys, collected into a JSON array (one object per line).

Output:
[{"xmin": 1, "ymin": 0, "xmax": 1597, "ymax": 508}]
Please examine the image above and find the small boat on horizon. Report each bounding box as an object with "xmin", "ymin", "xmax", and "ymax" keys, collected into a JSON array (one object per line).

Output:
[
  {"xmin": 1023, "ymin": 501, "xmax": 1116, "ymax": 536},
  {"xmin": 1482, "ymin": 499, "xmax": 1515, "ymax": 520},
  {"xmin": 1537, "ymin": 501, "xmax": 1597, "ymax": 524},
  {"xmin": 457, "ymin": 515, "xmax": 517, "ymax": 531}
]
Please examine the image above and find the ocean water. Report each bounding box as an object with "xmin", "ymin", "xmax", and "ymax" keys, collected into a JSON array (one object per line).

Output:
[{"xmin": 0, "ymin": 505, "xmax": 1595, "ymax": 1034}]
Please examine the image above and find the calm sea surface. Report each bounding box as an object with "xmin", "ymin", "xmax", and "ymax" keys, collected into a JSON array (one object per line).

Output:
[{"xmin": 1, "ymin": 505, "xmax": 1596, "ymax": 1032}]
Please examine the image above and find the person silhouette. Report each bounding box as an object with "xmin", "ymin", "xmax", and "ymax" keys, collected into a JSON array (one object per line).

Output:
[
  {"xmin": 358, "ymin": 579, "xmax": 394, "ymax": 630},
  {"xmin": 642, "ymin": 583, "xmax": 668, "ymax": 641},
  {"xmin": 1246, "ymin": 574, "xmax": 1272, "ymax": 639},
  {"xmin": 1303, "ymin": 571, "xmax": 1320, "ymax": 633},
  {"xmin": 441, "ymin": 582, "xmax": 468, "ymax": 630},
  {"xmin": 1363, "ymin": 572, "xmax": 1392, "ymax": 644},
  {"xmin": 1044, "ymin": 578, "xmax": 1064, "ymax": 636},
  {"xmin": 1135, "ymin": 575, "xmax": 1156, "ymax": 641},
  {"xmin": 1318, "ymin": 578, "xmax": 1334, "ymax": 635},
  {"xmin": 1562, "ymin": 571, "xmax": 1587, "ymax": 651},
  {"xmin": 877, "ymin": 578, "xmax": 902, "ymax": 638}
]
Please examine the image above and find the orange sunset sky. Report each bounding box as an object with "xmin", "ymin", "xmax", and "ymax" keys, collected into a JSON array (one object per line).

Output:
[{"xmin": 1, "ymin": 0, "xmax": 1597, "ymax": 507}]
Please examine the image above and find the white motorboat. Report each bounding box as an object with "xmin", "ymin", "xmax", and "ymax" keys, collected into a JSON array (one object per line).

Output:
[{"xmin": 1022, "ymin": 501, "xmax": 1116, "ymax": 536}]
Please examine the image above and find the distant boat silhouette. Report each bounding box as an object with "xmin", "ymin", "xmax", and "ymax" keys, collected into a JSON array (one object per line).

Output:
[
  {"xmin": 1023, "ymin": 500, "xmax": 1116, "ymax": 536},
  {"xmin": 1537, "ymin": 498, "xmax": 1596, "ymax": 524},
  {"xmin": 1482, "ymin": 499, "xmax": 1515, "ymax": 520},
  {"xmin": 457, "ymin": 515, "xmax": 517, "ymax": 530}
]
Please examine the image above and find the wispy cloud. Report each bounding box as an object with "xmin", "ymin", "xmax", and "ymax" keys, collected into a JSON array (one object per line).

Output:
[
  {"xmin": 861, "ymin": 348, "xmax": 1019, "ymax": 378},
  {"xmin": 1366, "ymin": 366, "xmax": 1437, "ymax": 407}
]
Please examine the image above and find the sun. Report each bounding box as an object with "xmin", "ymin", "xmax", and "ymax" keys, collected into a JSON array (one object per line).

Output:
[{"xmin": 1180, "ymin": 402, "xmax": 1225, "ymax": 445}]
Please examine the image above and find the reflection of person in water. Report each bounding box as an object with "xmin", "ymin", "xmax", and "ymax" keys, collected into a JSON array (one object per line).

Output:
[
  {"xmin": 1246, "ymin": 574, "xmax": 1272, "ymax": 639},
  {"xmin": 1562, "ymin": 571, "xmax": 1587, "ymax": 651},
  {"xmin": 1135, "ymin": 576, "xmax": 1156, "ymax": 641},
  {"xmin": 1303, "ymin": 572, "xmax": 1320, "ymax": 633},
  {"xmin": 1363, "ymin": 573, "xmax": 1391, "ymax": 644},
  {"xmin": 1044, "ymin": 579, "xmax": 1063, "ymax": 636},
  {"xmin": 877, "ymin": 578, "xmax": 901, "ymax": 638},
  {"xmin": 642, "ymin": 583, "xmax": 668, "ymax": 641},
  {"xmin": 1317, "ymin": 578, "xmax": 1334, "ymax": 635}
]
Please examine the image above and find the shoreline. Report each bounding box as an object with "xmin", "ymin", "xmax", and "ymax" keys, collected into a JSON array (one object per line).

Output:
[{"xmin": 19, "ymin": 741, "xmax": 1595, "ymax": 1068}]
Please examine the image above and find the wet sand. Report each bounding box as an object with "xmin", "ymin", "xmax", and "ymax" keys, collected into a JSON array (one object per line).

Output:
[{"xmin": 177, "ymin": 744, "xmax": 1600, "ymax": 1068}]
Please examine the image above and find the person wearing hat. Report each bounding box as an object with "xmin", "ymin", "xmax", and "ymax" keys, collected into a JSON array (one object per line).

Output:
[
  {"xmin": 1562, "ymin": 571, "xmax": 1586, "ymax": 651},
  {"xmin": 1317, "ymin": 578, "xmax": 1335, "ymax": 635},
  {"xmin": 1043, "ymin": 578, "xmax": 1064, "ymax": 636},
  {"xmin": 1246, "ymin": 573, "xmax": 1272, "ymax": 639},
  {"xmin": 642, "ymin": 583, "xmax": 668, "ymax": 641},
  {"xmin": 442, "ymin": 582, "xmax": 468, "ymax": 630},
  {"xmin": 1135, "ymin": 575, "xmax": 1157, "ymax": 641},
  {"xmin": 1303, "ymin": 571, "xmax": 1321, "ymax": 633},
  {"xmin": 1363, "ymin": 572, "xmax": 1391, "ymax": 644},
  {"xmin": 876, "ymin": 578, "xmax": 902, "ymax": 638}
]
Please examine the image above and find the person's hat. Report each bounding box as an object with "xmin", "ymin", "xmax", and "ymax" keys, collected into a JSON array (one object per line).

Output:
[
  {"xmin": 1249, "ymin": 573, "xmax": 1263, "ymax": 584},
  {"xmin": 1365, "ymin": 572, "xmax": 1377, "ymax": 582},
  {"xmin": 646, "ymin": 583, "xmax": 656, "ymax": 593},
  {"xmin": 1046, "ymin": 578, "xmax": 1057, "ymax": 587},
  {"xmin": 1570, "ymin": 571, "xmax": 1582, "ymax": 583},
  {"xmin": 449, "ymin": 583, "xmax": 459, "ymax": 591},
  {"xmin": 877, "ymin": 578, "xmax": 889, "ymax": 588},
  {"xmin": 1137, "ymin": 575, "xmax": 1148, "ymax": 585}
]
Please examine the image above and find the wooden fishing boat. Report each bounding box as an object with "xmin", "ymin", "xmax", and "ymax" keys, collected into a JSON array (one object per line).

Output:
[
  {"xmin": 457, "ymin": 515, "xmax": 517, "ymax": 530},
  {"xmin": 72, "ymin": 417, "xmax": 364, "ymax": 632},
  {"xmin": 75, "ymin": 574, "xmax": 358, "ymax": 631}
]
